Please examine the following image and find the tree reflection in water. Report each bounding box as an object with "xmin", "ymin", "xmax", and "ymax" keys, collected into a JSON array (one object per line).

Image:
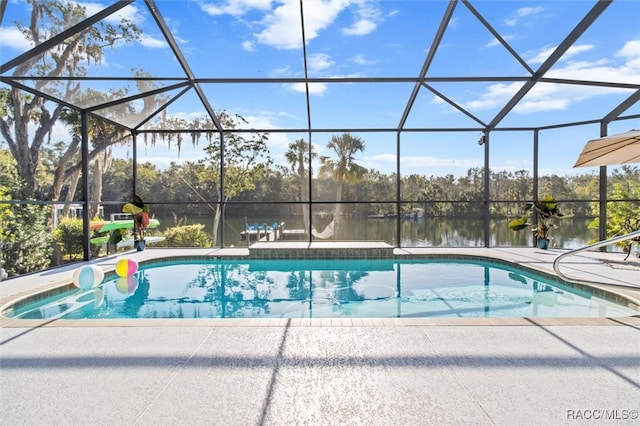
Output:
[{"xmin": 122, "ymin": 271, "xmax": 150, "ymax": 318}]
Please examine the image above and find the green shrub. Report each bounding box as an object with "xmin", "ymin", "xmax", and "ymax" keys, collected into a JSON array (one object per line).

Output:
[
  {"xmin": 54, "ymin": 218, "xmax": 84, "ymax": 261},
  {"xmin": 161, "ymin": 224, "xmax": 212, "ymax": 248},
  {"xmin": 1, "ymin": 202, "xmax": 53, "ymax": 276},
  {"xmin": 588, "ymin": 181, "xmax": 640, "ymax": 258}
]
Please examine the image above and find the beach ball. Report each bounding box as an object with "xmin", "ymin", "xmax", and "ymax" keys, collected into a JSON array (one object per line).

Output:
[
  {"xmin": 72, "ymin": 265, "xmax": 104, "ymax": 290},
  {"xmin": 116, "ymin": 276, "xmax": 139, "ymax": 294},
  {"xmin": 116, "ymin": 258, "xmax": 138, "ymax": 277}
]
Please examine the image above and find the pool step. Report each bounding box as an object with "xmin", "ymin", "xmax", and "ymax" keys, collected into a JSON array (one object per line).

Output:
[{"xmin": 249, "ymin": 241, "xmax": 394, "ymax": 259}]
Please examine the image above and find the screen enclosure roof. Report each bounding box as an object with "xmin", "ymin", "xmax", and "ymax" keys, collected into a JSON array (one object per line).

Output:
[{"xmin": 1, "ymin": 0, "xmax": 639, "ymax": 136}]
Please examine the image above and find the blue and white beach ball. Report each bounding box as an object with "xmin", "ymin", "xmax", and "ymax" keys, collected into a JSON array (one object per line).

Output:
[{"xmin": 72, "ymin": 265, "xmax": 104, "ymax": 290}]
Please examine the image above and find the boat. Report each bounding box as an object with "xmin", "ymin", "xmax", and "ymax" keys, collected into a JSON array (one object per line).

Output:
[{"xmin": 367, "ymin": 214, "xmax": 386, "ymax": 219}]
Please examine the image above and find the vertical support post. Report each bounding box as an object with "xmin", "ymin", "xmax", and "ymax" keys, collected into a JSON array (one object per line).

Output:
[
  {"xmin": 132, "ymin": 131, "xmax": 138, "ymax": 200},
  {"xmin": 308, "ymin": 137, "xmax": 313, "ymax": 244},
  {"xmin": 533, "ymin": 130, "xmax": 539, "ymax": 248},
  {"xmin": 221, "ymin": 202, "xmax": 227, "ymax": 247},
  {"xmin": 598, "ymin": 165, "xmax": 607, "ymax": 243},
  {"xmin": 300, "ymin": 0, "xmax": 313, "ymax": 244},
  {"xmin": 483, "ymin": 132, "xmax": 490, "ymax": 247},
  {"xmin": 219, "ymin": 131, "xmax": 225, "ymax": 247},
  {"xmin": 396, "ymin": 132, "xmax": 402, "ymax": 248},
  {"xmin": 81, "ymin": 111, "xmax": 90, "ymax": 260},
  {"xmin": 598, "ymin": 123, "xmax": 608, "ymax": 246}
]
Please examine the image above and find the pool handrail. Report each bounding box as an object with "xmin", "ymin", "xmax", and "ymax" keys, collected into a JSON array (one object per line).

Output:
[{"xmin": 553, "ymin": 230, "xmax": 640, "ymax": 285}]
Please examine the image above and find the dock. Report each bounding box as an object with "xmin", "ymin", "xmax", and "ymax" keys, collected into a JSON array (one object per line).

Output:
[
  {"xmin": 241, "ymin": 222, "xmax": 285, "ymax": 242},
  {"xmin": 240, "ymin": 220, "xmax": 334, "ymax": 242}
]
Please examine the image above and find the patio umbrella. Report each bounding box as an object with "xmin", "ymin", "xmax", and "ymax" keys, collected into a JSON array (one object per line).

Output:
[{"xmin": 573, "ymin": 129, "xmax": 640, "ymax": 167}]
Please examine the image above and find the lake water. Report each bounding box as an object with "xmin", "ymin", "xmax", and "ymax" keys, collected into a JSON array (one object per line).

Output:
[{"xmin": 155, "ymin": 216, "xmax": 602, "ymax": 250}]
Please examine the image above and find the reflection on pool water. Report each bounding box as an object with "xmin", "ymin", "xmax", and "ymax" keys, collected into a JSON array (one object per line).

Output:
[{"xmin": 6, "ymin": 258, "xmax": 638, "ymax": 319}]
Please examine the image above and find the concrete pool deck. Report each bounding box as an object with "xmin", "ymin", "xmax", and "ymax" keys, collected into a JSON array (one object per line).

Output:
[{"xmin": 1, "ymin": 247, "xmax": 639, "ymax": 425}]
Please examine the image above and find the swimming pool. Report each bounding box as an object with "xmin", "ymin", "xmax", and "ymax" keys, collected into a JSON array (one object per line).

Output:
[{"xmin": 5, "ymin": 258, "xmax": 638, "ymax": 319}]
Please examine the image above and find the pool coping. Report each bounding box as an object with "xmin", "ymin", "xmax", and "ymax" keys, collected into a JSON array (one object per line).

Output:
[{"xmin": 1, "ymin": 246, "xmax": 639, "ymax": 328}]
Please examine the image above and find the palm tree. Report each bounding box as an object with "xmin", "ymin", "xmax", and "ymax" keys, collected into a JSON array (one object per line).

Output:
[
  {"xmin": 285, "ymin": 139, "xmax": 315, "ymax": 236},
  {"xmin": 319, "ymin": 133, "xmax": 366, "ymax": 236}
]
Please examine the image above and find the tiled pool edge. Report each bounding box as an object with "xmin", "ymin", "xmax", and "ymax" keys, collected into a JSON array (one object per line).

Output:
[
  {"xmin": 1, "ymin": 246, "xmax": 639, "ymax": 327},
  {"xmin": 1, "ymin": 316, "xmax": 639, "ymax": 328}
]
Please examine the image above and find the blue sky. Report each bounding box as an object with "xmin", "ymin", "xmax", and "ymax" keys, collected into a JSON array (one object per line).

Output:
[{"xmin": 1, "ymin": 0, "xmax": 639, "ymax": 177}]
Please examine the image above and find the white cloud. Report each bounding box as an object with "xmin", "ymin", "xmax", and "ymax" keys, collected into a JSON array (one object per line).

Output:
[
  {"xmin": 616, "ymin": 39, "xmax": 640, "ymax": 69},
  {"xmin": 82, "ymin": 2, "xmax": 142, "ymax": 25},
  {"xmin": 528, "ymin": 44, "xmax": 593, "ymax": 65},
  {"xmin": 342, "ymin": 18, "xmax": 376, "ymax": 36},
  {"xmin": 459, "ymin": 74, "xmax": 629, "ymax": 116},
  {"xmin": 254, "ymin": 1, "xmax": 304, "ymax": 50},
  {"xmin": 456, "ymin": 38, "xmax": 640, "ymax": 115},
  {"xmin": 617, "ymin": 39, "xmax": 640, "ymax": 58},
  {"xmin": 433, "ymin": 40, "xmax": 640, "ymax": 114},
  {"xmin": 517, "ymin": 6, "xmax": 544, "ymax": 18},
  {"xmin": 269, "ymin": 65, "xmax": 292, "ymax": 77},
  {"xmin": 361, "ymin": 153, "xmax": 395, "ymax": 173},
  {"xmin": 484, "ymin": 38, "xmax": 501, "ymax": 49},
  {"xmin": 514, "ymin": 98, "xmax": 571, "ymax": 114},
  {"xmin": 343, "ymin": 1, "xmax": 381, "ymax": 36},
  {"xmin": 463, "ymin": 83, "xmax": 521, "ymax": 111},
  {"xmin": 547, "ymin": 58, "xmax": 640, "ymax": 83},
  {"xmin": 543, "ymin": 39, "xmax": 640, "ymax": 88},
  {"xmin": 230, "ymin": 113, "xmax": 290, "ymax": 149},
  {"xmin": 201, "ymin": 0, "xmax": 272, "ymax": 17},
  {"xmin": 484, "ymin": 34, "xmax": 514, "ymax": 49},
  {"xmin": 0, "ymin": 27, "xmax": 32, "ymax": 50},
  {"xmin": 562, "ymin": 44, "xmax": 594, "ymax": 59},
  {"xmin": 242, "ymin": 40, "xmax": 256, "ymax": 52},
  {"xmin": 351, "ymin": 54, "xmax": 376, "ymax": 65},
  {"xmin": 287, "ymin": 82, "xmax": 328, "ymax": 95},
  {"xmin": 201, "ymin": 0, "xmax": 381, "ymax": 50},
  {"xmin": 307, "ymin": 53, "xmax": 334, "ymax": 73},
  {"xmin": 505, "ymin": 6, "xmax": 544, "ymax": 27},
  {"xmin": 139, "ymin": 34, "xmax": 168, "ymax": 49},
  {"xmin": 527, "ymin": 46, "xmax": 556, "ymax": 64}
]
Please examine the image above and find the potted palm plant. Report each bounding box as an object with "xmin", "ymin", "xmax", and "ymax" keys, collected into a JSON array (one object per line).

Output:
[{"xmin": 509, "ymin": 195, "xmax": 569, "ymax": 249}]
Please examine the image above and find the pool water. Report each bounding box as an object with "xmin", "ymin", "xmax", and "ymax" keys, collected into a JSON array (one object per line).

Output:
[{"xmin": 7, "ymin": 258, "xmax": 638, "ymax": 319}]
